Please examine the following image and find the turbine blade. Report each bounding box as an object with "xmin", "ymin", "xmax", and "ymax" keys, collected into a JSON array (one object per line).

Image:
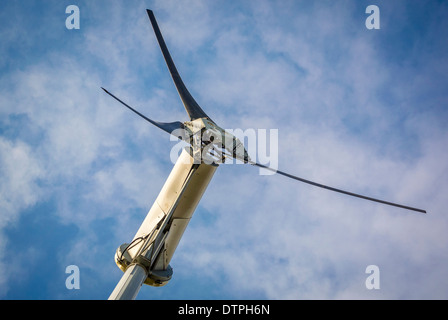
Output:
[
  {"xmin": 146, "ymin": 9, "xmax": 210, "ymax": 121},
  {"xmin": 101, "ymin": 87, "xmax": 187, "ymax": 139},
  {"xmin": 250, "ymin": 161, "xmax": 427, "ymax": 214}
]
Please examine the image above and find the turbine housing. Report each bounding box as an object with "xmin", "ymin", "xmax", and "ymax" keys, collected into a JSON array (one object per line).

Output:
[{"xmin": 114, "ymin": 243, "xmax": 173, "ymax": 287}]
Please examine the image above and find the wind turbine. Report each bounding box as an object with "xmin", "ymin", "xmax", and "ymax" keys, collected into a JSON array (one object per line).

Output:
[{"xmin": 103, "ymin": 9, "xmax": 426, "ymax": 300}]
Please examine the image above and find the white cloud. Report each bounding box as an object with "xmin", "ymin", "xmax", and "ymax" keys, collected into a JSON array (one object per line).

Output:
[
  {"xmin": 0, "ymin": 137, "xmax": 44, "ymax": 295},
  {"xmin": 0, "ymin": 138, "xmax": 43, "ymax": 225}
]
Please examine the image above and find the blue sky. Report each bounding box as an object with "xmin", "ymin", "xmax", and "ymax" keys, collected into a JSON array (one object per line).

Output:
[{"xmin": 1, "ymin": 0, "xmax": 448, "ymax": 299}]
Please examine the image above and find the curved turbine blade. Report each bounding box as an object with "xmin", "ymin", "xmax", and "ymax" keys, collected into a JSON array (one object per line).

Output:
[
  {"xmin": 146, "ymin": 9, "xmax": 210, "ymax": 121},
  {"xmin": 101, "ymin": 87, "xmax": 187, "ymax": 139},
  {"xmin": 250, "ymin": 161, "xmax": 426, "ymax": 214}
]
